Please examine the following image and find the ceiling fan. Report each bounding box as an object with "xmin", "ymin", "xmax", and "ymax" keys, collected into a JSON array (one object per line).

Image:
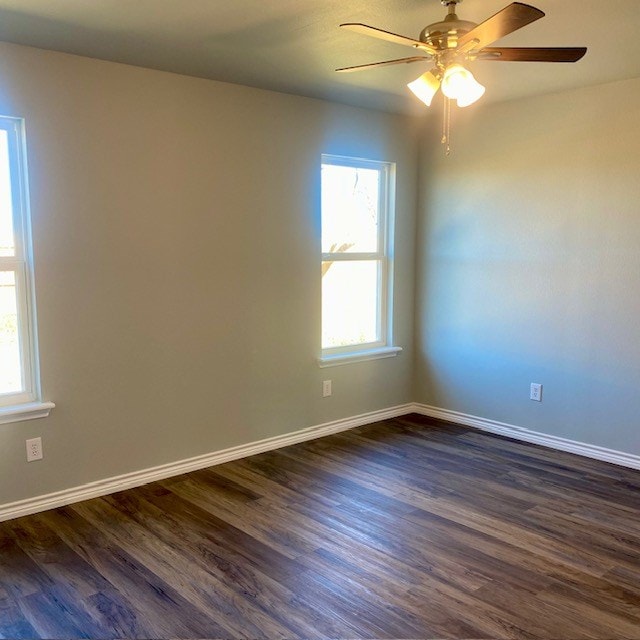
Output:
[{"xmin": 337, "ymin": 0, "xmax": 587, "ymax": 128}]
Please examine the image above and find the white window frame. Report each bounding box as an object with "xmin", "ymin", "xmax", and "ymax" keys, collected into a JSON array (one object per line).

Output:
[
  {"xmin": 319, "ymin": 154, "xmax": 401, "ymax": 367},
  {"xmin": 0, "ymin": 115, "xmax": 53, "ymax": 424}
]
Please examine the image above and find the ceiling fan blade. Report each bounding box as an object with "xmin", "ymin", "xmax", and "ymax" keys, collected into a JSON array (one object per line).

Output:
[
  {"xmin": 458, "ymin": 3, "xmax": 545, "ymax": 50},
  {"xmin": 340, "ymin": 23, "xmax": 436, "ymax": 54},
  {"xmin": 336, "ymin": 56, "xmax": 431, "ymax": 73},
  {"xmin": 478, "ymin": 46, "xmax": 587, "ymax": 62}
]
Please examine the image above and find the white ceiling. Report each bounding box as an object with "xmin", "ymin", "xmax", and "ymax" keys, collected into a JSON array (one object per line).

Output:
[{"xmin": 0, "ymin": 0, "xmax": 638, "ymax": 114}]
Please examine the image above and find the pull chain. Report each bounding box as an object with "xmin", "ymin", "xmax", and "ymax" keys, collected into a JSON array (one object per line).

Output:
[{"xmin": 441, "ymin": 97, "xmax": 452, "ymax": 156}]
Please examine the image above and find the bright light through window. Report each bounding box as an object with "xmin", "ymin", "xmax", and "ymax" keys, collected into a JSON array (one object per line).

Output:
[
  {"xmin": 0, "ymin": 270, "xmax": 21, "ymax": 394},
  {"xmin": 321, "ymin": 155, "xmax": 395, "ymax": 358},
  {"xmin": 321, "ymin": 164, "xmax": 380, "ymax": 255},
  {"xmin": 0, "ymin": 116, "xmax": 41, "ymax": 409},
  {"xmin": 322, "ymin": 260, "xmax": 379, "ymax": 348},
  {"xmin": 0, "ymin": 131, "xmax": 15, "ymax": 258}
]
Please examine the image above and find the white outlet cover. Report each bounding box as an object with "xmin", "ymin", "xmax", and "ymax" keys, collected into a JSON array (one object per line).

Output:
[
  {"xmin": 26, "ymin": 437, "xmax": 43, "ymax": 462},
  {"xmin": 530, "ymin": 383, "xmax": 543, "ymax": 402}
]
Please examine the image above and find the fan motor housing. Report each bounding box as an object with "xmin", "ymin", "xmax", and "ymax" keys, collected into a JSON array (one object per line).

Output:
[
  {"xmin": 420, "ymin": 15, "xmax": 477, "ymax": 49},
  {"xmin": 423, "ymin": 1, "xmax": 476, "ymax": 50}
]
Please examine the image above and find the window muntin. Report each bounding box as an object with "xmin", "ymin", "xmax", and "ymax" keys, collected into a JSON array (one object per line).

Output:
[
  {"xmin": 321, "ymin": 155, "xmax": 394, "ymax": 357},
  {"xmin": 0, "ymin": 116, "xmax": 39, "ymax": 408}
]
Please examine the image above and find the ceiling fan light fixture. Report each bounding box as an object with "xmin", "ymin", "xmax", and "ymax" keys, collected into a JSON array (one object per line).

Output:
[
  {"xmin": 439, "ymin": 63, "xmax": 485, "ymax": 107},
  {"xmin": 440, "ymin": 64, "xmax": 474, "ymax": 98},
  {"xmin": 455, "ymin": 75, "xmax": 485, "ymax": 107},
  {"xmin": 338, "ymin": 2, "xmax": 586, "ymax": 152},
  {"xmin": 407, "ymin": 69, "xmax": 441, "ymax": 107}
]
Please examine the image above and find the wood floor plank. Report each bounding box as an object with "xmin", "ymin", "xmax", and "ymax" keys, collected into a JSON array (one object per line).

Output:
[
  {"xmin": 9, "ymin": 517, "xmax": 111, "ymax": 599},
  {"xmin": 0, "ymin": 595, "xmax": 38, "ymax": 639},
  {"xmin": 405, "ymin": 495, "xmax": 619, "ymax": 577},
  {"xmin": 38, "ymin": 507, "xmax": 229, "ymax": 638},
  {"xmin": 0, "ymin": 413, "xmax": 639, "ymax": 638},
  {"xmin": 7, "ymin": 516, "xmax": 148, "ymax": 638},
  {"xmin": 0, "ymin": 528, "xmax": 56, "ymax": 599},
  {"xmin": 296, "ymin": 548, "xmax": 489, "ymax": 638},
  {"xmin": 16, "ymin": 587, "xmax": 107, "ymax": 640},
  {"xmin": 468, "ymin": 580, "xmax": 611, "ymax": 639},
  {"xmin": 100, "ymin": 488, "xmax": 351, "ymax": 639},
  {"xmin": 73, "ymin": 496, "xmax": 302, "ymax": 639}
]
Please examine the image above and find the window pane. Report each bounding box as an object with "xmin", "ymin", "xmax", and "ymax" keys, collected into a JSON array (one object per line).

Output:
[
  {"xmin": 322, "ymin": 260, "xmax": 379, "ymax": 349},
  {"xmin": 0, "ymin": 131, "xmax": 15, "ymax": 257},
  {"xmin": 0, "ymin": 271, "xmax": 22, "ymax": 395},
  {"xmin": 321, "ymin": 164, "xmax": 379, "ymax": 254}
]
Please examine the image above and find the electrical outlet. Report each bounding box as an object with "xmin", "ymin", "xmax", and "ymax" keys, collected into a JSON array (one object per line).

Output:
[
  {"xmin": 322, "ymin": 380, "xmax": 332, "ymax": 397},
  {"xmin": 530, "ymin": 383, "xmax": 543, "ymax": 402},
  {"xmin": 26, "ymin": 437, "xmax": 43, "ymax": 462}
]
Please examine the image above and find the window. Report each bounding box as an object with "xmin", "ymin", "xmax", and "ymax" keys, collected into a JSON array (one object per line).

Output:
[
  {"xmin": 0, "ymin": 116, "xmax": 51, "ymax": 423},
  {"xmin": 320, "ymin": 155, "xmax": 401, "ymax": 366}
]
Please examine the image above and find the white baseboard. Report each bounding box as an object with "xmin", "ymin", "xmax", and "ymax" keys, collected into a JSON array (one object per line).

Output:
[
  {"xmin": 3, "ymin": 401, "xmax": 638, "ymax": 523},
  {"xmin": 411, "ymin": 403, "xmax": 640, "ymax": 471},
  {"xmin": 0, "ymin": 404, "xmax": 413, "ymax": 523}
]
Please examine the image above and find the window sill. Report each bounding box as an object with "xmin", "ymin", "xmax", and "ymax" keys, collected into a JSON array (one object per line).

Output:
[
  {"xmin": 318, "ymin": 346, "xmax": 402, "ymax": 368},
  {"xmin": 0, "ymin": 401, "xmax": 56, "ymax": 426}
]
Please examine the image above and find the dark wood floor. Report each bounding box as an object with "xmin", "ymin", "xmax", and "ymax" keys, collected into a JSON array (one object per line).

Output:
[{"xmin": 1, "ymin": 414, "xmax": 640, "ymax": 639}]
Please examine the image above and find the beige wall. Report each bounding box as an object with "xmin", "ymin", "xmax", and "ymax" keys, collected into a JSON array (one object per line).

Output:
[
  {"xmin": 0, "ymin": 42, "xmax": 418, "ymax": 505},
  {"xmin": 415, "ymin": 78, "xmax": 640, "ymax": 455}
]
